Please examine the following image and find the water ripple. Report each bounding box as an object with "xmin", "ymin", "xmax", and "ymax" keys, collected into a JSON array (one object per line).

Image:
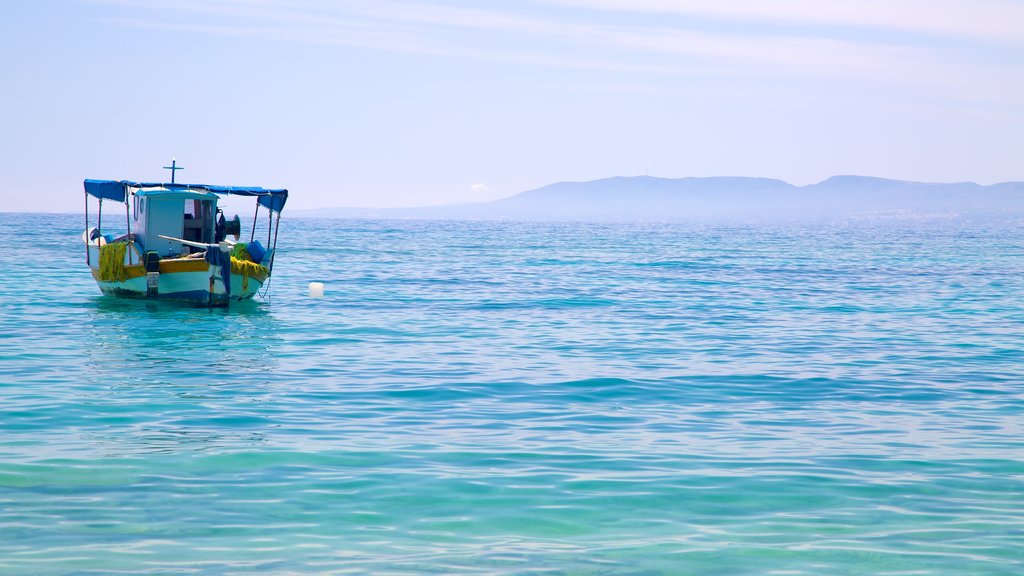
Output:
[{"xmin": 0, "ymin": 215, "xmax": 1022, "ymax": 574}]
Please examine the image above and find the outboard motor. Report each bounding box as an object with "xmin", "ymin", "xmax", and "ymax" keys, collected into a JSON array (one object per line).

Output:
[
  {"xmin": 143, "ymin": 251, "xmax": 161, "ymax": 273},
  {"xmin": 144, "ymin": 251, "xmax": 161, "ymax": 297}
]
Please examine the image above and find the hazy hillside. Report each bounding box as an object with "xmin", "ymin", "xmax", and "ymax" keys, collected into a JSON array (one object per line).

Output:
[{"xmin": 297, "ymin": 176, "xmax": 1024, "ymax": 222}]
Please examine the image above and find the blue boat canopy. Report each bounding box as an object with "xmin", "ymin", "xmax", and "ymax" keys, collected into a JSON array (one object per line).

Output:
[{"xmin": 84, "ymin": 180, "xmax": 288, "ymax": 212}]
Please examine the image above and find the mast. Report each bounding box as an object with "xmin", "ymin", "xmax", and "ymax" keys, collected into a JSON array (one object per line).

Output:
[{"xmin": 162, "ymin": 158, "xmax": 184, "ymax": 184}]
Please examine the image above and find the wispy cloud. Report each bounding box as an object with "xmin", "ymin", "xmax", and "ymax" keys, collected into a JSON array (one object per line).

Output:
[
  {"xmin": 548, "ymin": 0, "xmax": 1024, "ymax": 44},
  {"xmin": 90, "ymin": 0, "xmax": 1023, "ymax": 98}
]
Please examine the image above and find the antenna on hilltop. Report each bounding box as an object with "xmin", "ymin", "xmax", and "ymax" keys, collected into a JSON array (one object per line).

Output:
[{"xmin": 163, "ymin": 158, "xmax": 184, "ymax": 184}]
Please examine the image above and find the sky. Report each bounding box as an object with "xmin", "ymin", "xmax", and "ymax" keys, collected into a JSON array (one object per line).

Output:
[{"xmin": 2, "ymin": 0, "xmax": 1022, "ymax": 212}]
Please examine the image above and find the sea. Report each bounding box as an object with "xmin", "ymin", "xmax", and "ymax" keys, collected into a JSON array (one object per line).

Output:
[{"xmin": 1, "ymin": 212, "xmax": 1022, "ymax": 575}]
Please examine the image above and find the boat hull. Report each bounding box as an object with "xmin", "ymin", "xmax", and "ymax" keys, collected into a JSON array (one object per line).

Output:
[{"xmin": 89, "ymin": 257, "xmax": 266, "ymax": 307}]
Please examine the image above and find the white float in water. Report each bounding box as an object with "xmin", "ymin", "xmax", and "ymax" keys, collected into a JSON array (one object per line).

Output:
[{"xmin": 309, "ymin": 282, "xmax": 325, "ymax": 298}]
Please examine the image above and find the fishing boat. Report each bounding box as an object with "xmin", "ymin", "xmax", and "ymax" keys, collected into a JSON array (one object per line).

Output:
[{"xmin": 82, "ymin": 162, "xmax": 288, "ymax": 306}]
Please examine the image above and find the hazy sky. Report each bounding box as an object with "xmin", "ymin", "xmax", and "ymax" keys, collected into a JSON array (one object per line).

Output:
[{"xmin": 3, "ymin": 0, "xmax": 1022, "ymax": 212}]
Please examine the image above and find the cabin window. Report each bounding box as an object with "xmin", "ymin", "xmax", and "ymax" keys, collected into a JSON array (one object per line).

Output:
[{"xmin": 183, "ymin": 199, "xmax": 215, "ymax": 246}]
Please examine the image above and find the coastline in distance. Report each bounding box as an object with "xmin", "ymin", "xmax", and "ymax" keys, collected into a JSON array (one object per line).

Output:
[{"xmin": 295, "ymin": 175, "xmax": 1024, "ymax": 223}]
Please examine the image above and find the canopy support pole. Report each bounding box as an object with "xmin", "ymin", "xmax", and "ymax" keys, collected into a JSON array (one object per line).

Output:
[
  {"xmin": 250, "ymin": 204, "xmax": 259, "ymax": 242},
  {"xmin": 269, "ymin": 210, "xmax": 281, "ymax": 273},
  {"xmin": 84, "ymin": 192, "xmax": 90, "ymax": 266},
  {"xmin": 125, "ymin": 199, "xmax": 133, "ymax": 265}
]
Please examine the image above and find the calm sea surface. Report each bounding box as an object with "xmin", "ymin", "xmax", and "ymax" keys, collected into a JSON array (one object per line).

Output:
[{"xmin": 1, "ymin": 212, "xmax": 1023, "ymax": 575}]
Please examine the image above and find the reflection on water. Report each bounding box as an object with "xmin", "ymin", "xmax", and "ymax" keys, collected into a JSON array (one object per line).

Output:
[{"xmin": 68, "ymin": 292, "xmax": 283, "ymax": 457}]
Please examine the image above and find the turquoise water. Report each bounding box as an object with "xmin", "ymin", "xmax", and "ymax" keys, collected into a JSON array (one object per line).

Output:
[{"xmin": 1, "ymin": 213, "xmax": 1023, "ymax": 575}]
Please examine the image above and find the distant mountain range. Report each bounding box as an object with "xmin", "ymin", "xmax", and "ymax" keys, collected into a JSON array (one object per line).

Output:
[{"xmin": 293, "ymin": 176, "xmax": 1024, "ymax": 222}]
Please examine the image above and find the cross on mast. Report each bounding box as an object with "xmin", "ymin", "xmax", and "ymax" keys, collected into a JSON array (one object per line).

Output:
[{"xmin": 163, "ymin": 159, "xmax": 184, "ymax": 184}]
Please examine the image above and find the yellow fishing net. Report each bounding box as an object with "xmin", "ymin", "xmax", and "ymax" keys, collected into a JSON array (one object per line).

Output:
[
  {"xmin": 231, "ymin": 256, "xmax": 267, "ymax": 280},
  {"xmin": 230, "ymin": 243, "xmax": 252, "ymax": 261},
  {"xmin": 98, "ymin": 242, "xmax": 128, "ymax": 282}
]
